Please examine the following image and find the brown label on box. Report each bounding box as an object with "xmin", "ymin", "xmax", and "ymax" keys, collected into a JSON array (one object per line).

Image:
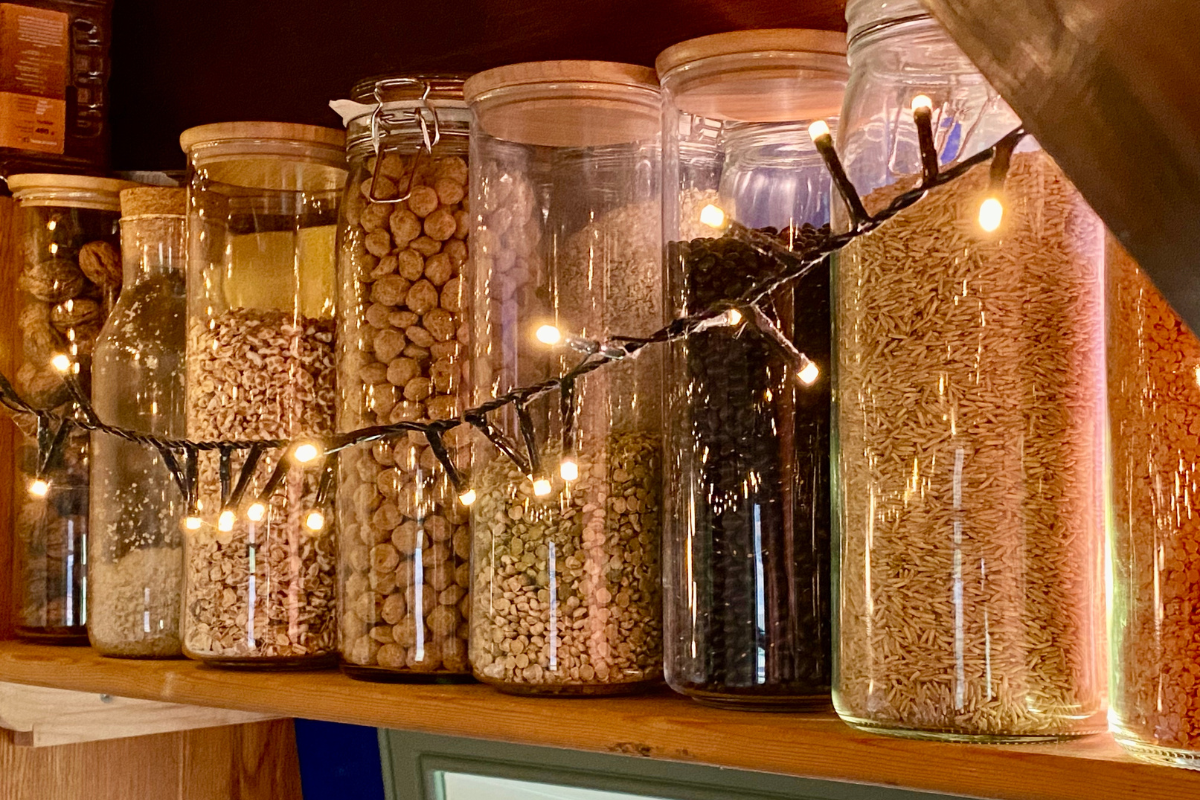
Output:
[{"xmin": 0, "ymin": 3, "xmax": 68, "ymax": 154}]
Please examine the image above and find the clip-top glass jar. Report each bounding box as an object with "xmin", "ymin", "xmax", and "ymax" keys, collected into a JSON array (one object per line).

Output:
[
  {"xmin": 181, "ymin": 122, "xmax": 346, "ymax": 667},
  {"xmin": 335, "ymin": 74, "xmax": 474, "ymax": 681},
  {"xmin": 89, "ymin": 187, "xmax": 187, "ymax": 658},
  {"xmin": 832, "ymin": 0, "xmax": 1107, "ymax": 740},
  {"xmin": 1108, "ymin": 240, "xmax": 1200, "ymax": 768},
  {"xmin": 658, "ymin": 30, "xmax": 847, "ymax": 709},
  {"xmin": 8, "ymin": 172, "xmax": 134, "ymax": 643},
  {"xmin": 466, "ymin": 62, "xmax": 664, "ymax": 695}
]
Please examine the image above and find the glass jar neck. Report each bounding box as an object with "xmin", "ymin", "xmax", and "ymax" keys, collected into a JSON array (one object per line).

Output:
[
  {"xmin": 847, "ymin": 13, "xmax": 978, "ymax": 77},
  {"xmin": 346, "ymin": 113, "xmax": 470, "ymax": 161},
  {"xmin": 119, "ymin": 215, "xmax": 186, "ymax": 284}
]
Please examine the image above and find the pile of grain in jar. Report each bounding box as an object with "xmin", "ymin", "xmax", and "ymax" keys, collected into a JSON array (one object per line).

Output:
[
  {"xmin": 469, "ymin": 433, "xmax": 662, "ymax": 693},
  {"xmin": 183, "ymin": 308, "xmax": 337, "ymax": 661},
  {"xmin": 1108, "ymin": 243, "xmax": 1200, "ymax": 752},
  {"xmin": 337, "ymin": 152, "xmax": 471, "ymax": 676},
  {"xmin": 87, "ymin": 547, "xmax": 183, "ymax": 657},
  {"xmin": 834, "ymin": 151, "xmax": 1106, "ymax": 737}
]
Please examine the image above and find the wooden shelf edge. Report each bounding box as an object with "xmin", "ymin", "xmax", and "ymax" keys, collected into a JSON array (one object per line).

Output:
[{"xmin": 0, "ymin": 641, "xmax": 1197, "ymax": 800}]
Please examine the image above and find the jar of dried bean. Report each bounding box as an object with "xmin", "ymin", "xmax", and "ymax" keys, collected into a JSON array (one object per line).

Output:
[
  {"xmin": 832, "ymin": 0, "xmax": 1107, "ymax": 740},
  {"xmin": 1108, "ymin": 240, "xmax": 1200, "ymax": 767},
  {"xmin": 657, "ymin": 30, "xmax": 847, "ymax": 709},
  {"xmin": 465, "ymin": 62, "xmax": 663, "ymax": 695},
  {"xmin": 8, "ymin": 173, "xmax": 135, "ymax": 643},
  {"xmin": 181, "ymin": 122, "xmax": 346, "ymax": 667},
  {"xmin": 334, "ymin": 74, "xmax": 474, "ymax": 681}
]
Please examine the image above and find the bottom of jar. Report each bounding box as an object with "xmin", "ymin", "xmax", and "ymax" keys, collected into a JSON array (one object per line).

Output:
[
  {"xmin": 476, "ymin": 673, "xmax": 659, "ymax": 697},
  {"xmin": 838, "ymin": 714, "xmax": 1100, "ymax": 744},
  {"xmin": 93, "ymin": 647, "xmax": 184, "ymax": 660},
  {"xmin": 341, "ymin": 664, "xmax": 476, "ymax": 684},
  {"xmin": 186, "ymin": 652, "xmax": 340, "ymax": 670},
  {"xmin": 677, "ymin": 685, "xmax": 832, "ymax": 712},
  {"xmin": 17, "ymin": 626, "xmax": 89, "ymax": 645},
  {"xmin": 1114, "ymin": 735, "xmax": 1200, "ymax": 770}
]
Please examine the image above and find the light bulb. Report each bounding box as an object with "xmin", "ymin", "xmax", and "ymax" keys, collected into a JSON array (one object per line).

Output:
[
  {"xmin": 725, "ymin": 308, "xmax": 743, "ymax": 326},
  {"xmin": 217, "ymin": 509, "xmax": 236, "ymax": 532},
  {"xmin": 559, "ymin": 457, "xmax": 579, "ymax": 482},
  {"xmin": 29, "ymin": 478, "xmax": 49, "ymax": 497},
  {"xmin": 50, "ymin": 353, "xmax": 71, "ymax": 373},
  {"xmin": 797, "ymin": 358, "xmax": 820, "ymax": 386},
  {"xmin": 807, "ymin": 119, "xmax": 831, "ymax": 142},
  {"xmin": 292, "ymin": 441, "xmax": 322, "ymax": 464},
  {"xmin": 911, "ymin": 94, "xmax": 934, "ymax": 112},
  {"xmin": 246, "ymin": 501, "xmax": 266, "ymax": 522},
  {"xmin": 458, "ymin": 488, "xmax": 477, "ymax": 506},
  {"xmin": 699, "ymin": 204, "xmax": 726, "ymax": 229},
  {"xmin": 532, "ymin": 477, "xmax": 552, "ymax": 497},
  {"xmin": 184, "ymin": 516, "xmax": 202, "ymax": 531},
  {"xmin": 305, "ymin": 510, "xmax": 326, "ymax": 531},
  {"xmin": 46, "ymin": 219, "xmax": 56, "ymax": 231},
  {"xmin": 48, "ymin": 243, "xmax": 58, "ymax": 255},
  {"xmin": 978, "ymin": 197, "xmax": 1004, "ymax": 232},
  {"xmin": 535, "ymin": 324, "xmax": 562, "ymax": 345}
]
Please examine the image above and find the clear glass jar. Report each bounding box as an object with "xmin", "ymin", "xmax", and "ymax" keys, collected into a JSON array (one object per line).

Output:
[
  {"xmin": 88, "ymin": 187, "xmax": 186, "ymax": 658},
  {"xmin": 658, "ymin": 30, "xmax": 847, "ymax": 709},
  {"xmin": 335, "ymin": 75, "xmax": 473, "ymax": 681},
  {"xmin": 465, "ymin": 62, "xmax": 663, "ymax": 695},
  {"xmin": 832, "ymin": 0, "xmax": 1107, "ymax": 740},
  {"xmin": 7, "ymin": 173, "xmax": 133, "ymax": 643},
  {"xmin": 1108, "ymin": 240, "xmax": 1200, "ymax": 767},
  {"xmin": 181, "ymin": 122, "xmax": 346, "ymax": 667}
]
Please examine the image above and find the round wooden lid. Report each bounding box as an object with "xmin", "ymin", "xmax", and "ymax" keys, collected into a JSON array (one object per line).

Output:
[
  {"xmin": 120, "ymin": 186, "xmax": 186, "ymax": 216},
  {"xmin": 655, "ymin": 29, "xmax": 847, "ymax": 77},
  {"xmin": 464, "ymin": 61, "xmax": 658, "ymax": 101},
  {"xmin": 6, "ymin": 173, "xmax": 140, "ymax": 211},
  {"xmin": 179, "ymin": 121, "xmax": 345, "ymax": 153}
]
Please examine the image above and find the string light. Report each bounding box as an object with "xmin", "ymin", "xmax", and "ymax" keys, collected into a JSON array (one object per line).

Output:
[
  {"xmin": 184, "ymin": 515, "xmax": 202, "ymax": 531},
  {"xmin": 29, "ymin": 478, "xmax": 49, "ymax": 497},
  {"xmin": 807, "ymin": 119, "xmax": 831, "ymax": 142},
  {"xmin": 217, "ymin": 509, "xmax": 236, "ymax": 532},
  {"xmin": 458, "ymin": 488, "xmax": 477, "ymax": 506},
  {"xmin": 559, "ymin": 457, "xmax": 579, "ymax": 482},
  {"xmin": 978, "ymin": 197, "xmax": 1004, "ymax": 232},
  {"xmin": 699, "ymin": 204, "xmax": 727, "ymax": 229},
  {"xmin": 532, "ymin": 477, "xmax": 553, "ymax": 497},
  {"xmin": 305, "ymin": 509, "xmax": 326, "ymax": 531},
  {"xmin": 292, "ymin": 441, "xmax": 323, "ymax": 464},
  {"xmin": 535, "ymin": 325, "xmax": 562, "ymax": 345},
  {"xmin": 50, "ymin": 353, "xmax": 71, "ymax": 373},
  {"xmin": 246, "ymin": 501, "xmax": 266, "ymax": 522},
  {"xmin": 726, "ymin": 308, "xmax": 743, "ymax": 326},
  {"xmin": 797, "ymin": 356, "xmax": 821, "ymax": 386},
  {"xmin": 911, "ymin": 94, "xmax": 933, "ymax": 112}
]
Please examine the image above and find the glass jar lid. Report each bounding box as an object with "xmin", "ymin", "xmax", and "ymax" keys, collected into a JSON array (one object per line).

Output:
[
  {"xmin": 655, "ymin": 29, "xmax": 847, "ymax": 123},
  {"xmin": 179, "ymin": 121, "xmax": 346, "ymax": 193},
  {"xmin": 6, "ymin": 173, "xmax": 139, "ymax": 211},
  {"xmin": 464, "ymin": 60, "xmax": 660, "ymax": 148},
  {"xmin": 340, "ymin": 73, "xmax": 471, "ymax": 156}
]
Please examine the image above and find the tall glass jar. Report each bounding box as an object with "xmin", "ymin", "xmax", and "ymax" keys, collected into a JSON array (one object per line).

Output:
[
  {"xmin": 658, "ymin": 30, "xmax": 847, "ymax": 709},
  {"xmin": 88, "ymin": 187, "xmax": 186, "ymax": 658},
  {"xmin": 1108, "ymin": 240, "xmax": 1200, "ymax": 768},
  {"xmin": 7, "ymin": 173, "xmax": 134, "ymax": 643},
  {"xmin": 181, "ymin": 122, "xmax": 346, "ymax": 667},
  {"xmin": 335, "ymin": 75, "xmax": 474, "ymax": 681},
  {"xmin": 832, "ymin": 0, "xmax": 1107, "ymax": 740},
  {"xmin": 465, "ymin": 62, "xmax": 663, "ymax": 695}
]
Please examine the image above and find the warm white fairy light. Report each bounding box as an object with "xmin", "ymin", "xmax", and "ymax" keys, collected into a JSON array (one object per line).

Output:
[
  {"xmin": 726, "ymin": 308, "xmax": 743, "ymax": 326},
  {"xmin": 246, "ymin": 501, "xmax": 266, "ymax": 522},
  {"xmin": 305, "ymin": 509, "xmax": 326, "ymax": 531},
  {"xmin": 978, "ymin": 196, "xmax": 1004, "ymax": 232},
  {"xmin": 458, "ymin": 488, "xmax": 477, "ymax": 506},
  {"xmin": 911, "ymin": 94, "xmax": 934, "ymax": 112},
  {"xmin": 292, "ymin": 441, "xmax": 322, "ymax": 464},
  {"xmin": 184, "ymin": 515, "xmax": 202, "ymax": 531},
  {"xmin": 535, "ymin": 324, "xmax": 562, "ymax": 345},
  {"xmin": 807, "ymin": 119, "xmax": 831, "ymax": 143},
  {"xmin": 532, "ymin": 477, "xmax": 552, "ymax": 497},
  {"xmin": 51, "ymin": 353, "xmax": 71, "ymax": 373},
  {"xmin": 217, "ymin": 509, "xmax": 236, "ymax": 532},
  {"xmin": 797, "ymin": 357, "xmax": 820, "ymax": 386},
  {"xmin": 559, "ymin": 457, "xmax": 579, "ymax": 482},
  {"xmin": 29, "ymin": 478, "xmax": 49, "ymax": 497},
  {"xmin": 699, "ymin": 204, "xmax": 726, "ymax": 229}
]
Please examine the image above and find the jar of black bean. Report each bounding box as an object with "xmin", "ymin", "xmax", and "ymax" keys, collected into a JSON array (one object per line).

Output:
[{"xmin": 656, "ymin": 30, "xmax": 848, "ymax": 708}]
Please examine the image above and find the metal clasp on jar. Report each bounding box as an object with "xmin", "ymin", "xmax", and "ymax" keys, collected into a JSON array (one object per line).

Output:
[{"xmin": 367, "ymin": 77, "xmax": 446, "ymax": 204}]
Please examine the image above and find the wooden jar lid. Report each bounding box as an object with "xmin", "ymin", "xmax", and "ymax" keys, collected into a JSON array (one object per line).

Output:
[
  {"xmin": 6, "ymin": 173, "xmax": 140, "ymax": 211},
  {"xmin": 464, "ymin": 61, "xmax": 657, "ymax": 100},
  {"xmin": 120, "ymin": 186, "xmax": 186, "ymax": 217},
  {"xmin": 179, "ymin": 121, "xmax": 345, "ymax": 153}
]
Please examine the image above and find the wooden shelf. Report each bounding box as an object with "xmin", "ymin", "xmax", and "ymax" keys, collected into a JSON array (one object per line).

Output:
[{"xmin": 1, "ymin": 641, "xmax": 1198, "ymax": 800}]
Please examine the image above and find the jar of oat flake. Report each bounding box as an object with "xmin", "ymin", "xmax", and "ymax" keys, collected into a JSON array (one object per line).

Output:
[
  {"xmin": 832, "ymin": 0, "xmax": 1107, "ymax": 740},
  {"xmin": 181, "ymin": 122, "xmax": 346, "ymax": 667},
  {"xmin": 333, "ymin": 74, "xmax": 474, "ymax": 681},
  {"xmin": 465, "ymin": 62, "xmax": 664, "ymax": 695}
]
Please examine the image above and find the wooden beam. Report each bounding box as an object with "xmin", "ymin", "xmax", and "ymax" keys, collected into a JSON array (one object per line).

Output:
[{"xmin": 919, "ymin": 0, "xmax": 1200, "ymax": 332}]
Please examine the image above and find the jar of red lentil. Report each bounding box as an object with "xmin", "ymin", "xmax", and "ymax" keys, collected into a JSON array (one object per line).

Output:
[
  {"xmin": 832, "ymin": 0, "xmax": 1107, "ymax": 741},
  {"xmin": 1108, "ymin": 240, "xmax": 1200, "ymax": 767}
]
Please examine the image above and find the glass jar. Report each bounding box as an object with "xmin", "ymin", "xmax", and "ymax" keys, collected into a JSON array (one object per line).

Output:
[
  {"xmin": 181, "ymin": 122, "xmax": 346, "ymax": 667},
  {"xmin": 0, "ymin": 1, "xmax": 112, "ymax": 176},
  {"xmin": 88, "ymin": 187, "xmax": 186, "ymax": 657},
  {"xmin": 1108, "ymin": 240, "xmax": 1200, "ymax": 767},
  {"xmin": 335, "ymin": 75, "xmax": 474, "ymax": 681},
  {"xmin": 658, "ymin": 30, "xmax": 847, "ymax": 709},
  {"xmin": 465, "ymin": 62, "xmax": 663, "ymax": 695},
  {"xmin": 7, "ymin": 173, "xmax": 132, "ymax": 642},
  {"xmin": 832, "ymin": 0, "xmax": 1107, "ymax": 741}
]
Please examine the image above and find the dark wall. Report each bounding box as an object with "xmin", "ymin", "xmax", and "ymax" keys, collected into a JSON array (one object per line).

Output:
[{"xmin": 108, "ymin": 0, "xmax": 846, "ymax": 170}]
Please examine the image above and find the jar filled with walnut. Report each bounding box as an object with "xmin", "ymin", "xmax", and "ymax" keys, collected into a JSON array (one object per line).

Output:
[
  {"xmin": 335, "ymin": 75, "xmax": 473, "ymax": 681},
  {"xmin": 7, "ymin": 173, "xmax": 136, "ymax": 643},
  {"xmin": 181, "ymin": 122, "xmax": 346, "ymax": 667}
]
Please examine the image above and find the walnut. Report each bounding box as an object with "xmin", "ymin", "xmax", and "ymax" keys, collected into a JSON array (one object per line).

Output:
[
  {"xmin": 78, "ymin": 240, "xmax": 122, "ymax": 289},
  {"xmin": 20, "ymin": 259, "xmax": 85, "ymax": 302},
  {"xmin": 50, "ymin": 298, "xmax": 103, "ymax": 331}
]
